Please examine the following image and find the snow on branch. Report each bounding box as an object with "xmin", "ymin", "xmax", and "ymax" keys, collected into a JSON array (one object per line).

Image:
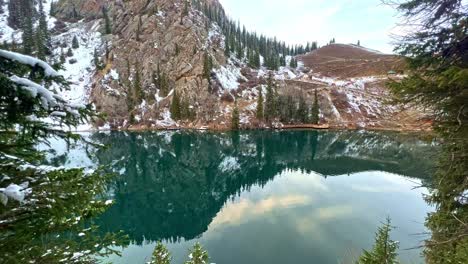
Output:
[
  {"xmin": 0, "ymin": 49, "xmax": 59, "ymax": 77},
  {"xmin": 9, "ymin": 75, "xmax": 86, "ymax": 115},
  {"xmin": 9, "ymin": 75, "xmax": 58, "ymax": 109}
]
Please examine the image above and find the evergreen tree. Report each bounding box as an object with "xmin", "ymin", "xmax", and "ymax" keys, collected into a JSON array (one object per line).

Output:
[
  {"xmin": 256, "ymin": 87, "xmax": 264, "ymax": 120},
  {"xmin": 36, "ymin": 0, "xmax": 50, "ymax": 59},
  {"xmin": 72, "ymin": 36, "xmax": 79, "ymax": 49},
  {"xmin": 133, "ymin": 62, "xmax": 144, "ymax": 104},
  {"xmin": 21, "ymin": 15, "xmax": 34, "ymax": 55},
  {"xmin": 7, "ymin": 0, "xmax": 22, "ymax": 29},
  {"xmin": 66, "ymin": 47, "xmax": 74, "ymax": 57},
  {"xmin": 231, "ymin": 101, "xmax": 240, "ymax": 130},
  {"xmin": 0, "ymin": 49, "xmax": 124, "ymax": 263},
  {"xmin": 185, "ymin": 243, "xmax": 209, "ymax": 264},
  {"xmin": 60, "ymin": 48, "xmax": 66, "ymax": 64},
  {"xmin": 264, "ymin": 74, "xmax": 277, "ymax": 122},
  {"xmin": 150, "ymin": 242, "xmax": 171, "ymax": 264},
  {"xmin": 357, "ymin": 218, "xmax": 399, "ymax": 264},
  {"xmin": 224, "ymin": 36, "xmax": 230, "ymax": 57},
  {"xmin": 202, "ymin": 52, "xmax": 213, "ymax": 80},
  {"xmin": 357, "ymin": 40, "xmax": 361, "ymax": 46},
  {"xmin": 102, "ymin": 6, "xmax": 112, "ymax": 35},
  {"xmin": 50, "ymin": 0, "xmax": 57, "ymax": 16},
  {"xmin": 388, "ymin": 1, "xmax": 467, "ymax": 262},
  {"xmin": 289, "ymin": 57, "xmax": 297, "ymax": 68},
  {"xmin": 136, "ymin": 16, "xmax": 142, "ymax": 41},
  {"xmin": 311, "ymin": 89, "xmax": 320, "ymax": 124},
  {"xmin": 170, "ymin": 89, "xmax": 181, "ymax": 120},
  {"xmin": 286, "ymin": 95, "xmax": 295, "ymax": 123},
  {"xmin": 181, "ymin": 0, "xmax": 189, "ymax": 24},
  {"xmin": 296, "ymin": 94, "xmax": 308, "ymax": 124},
  {"xmin": 93, "ymin": 48, "xmax": 101, "ymax": 69}
]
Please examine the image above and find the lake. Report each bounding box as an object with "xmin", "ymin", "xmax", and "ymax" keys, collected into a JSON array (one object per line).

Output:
[{"xmin": 67, "ymin": 130, "xmax": 436, "ymax": 264}]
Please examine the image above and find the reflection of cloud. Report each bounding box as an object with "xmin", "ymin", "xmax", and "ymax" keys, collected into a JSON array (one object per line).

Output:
[
  {"xmin": 317, "ymin": 205, "xmax": 354, "ymax": 220},
  {"xmin": 279, "ymin": 169, "xmax": 329, "ymax": 192},
  {"xmin": 295, "ymin": 205, "xmax": 354, "ymax": 234},
  {"xmin": 210, "ymin": 195, "xmax": 311, "ymax": 228}
]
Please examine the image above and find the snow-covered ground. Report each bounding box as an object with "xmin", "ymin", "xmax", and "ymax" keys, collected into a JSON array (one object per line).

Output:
[{"xmin": 54, "ymin": 20, "xmax": 102, "ymax": 107}]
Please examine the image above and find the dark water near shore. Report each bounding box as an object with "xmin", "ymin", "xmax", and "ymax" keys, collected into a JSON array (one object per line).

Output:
[{"xmin": 78, "ymin": 130, "xmax": 436, "ymax": 264}]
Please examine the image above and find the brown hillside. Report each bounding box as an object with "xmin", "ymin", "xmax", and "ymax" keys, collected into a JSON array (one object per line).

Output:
[{"xmin": 298, "ymin": 44, "xmax": 405, "ymax": 78}]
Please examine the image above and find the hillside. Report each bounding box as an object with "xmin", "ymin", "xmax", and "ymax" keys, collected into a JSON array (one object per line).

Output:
[
  {"xmin": 298, "ymin": 43, "xmax": 405, "ymax": 78},
  {"xmin": 0, "ymin": 0, "xmax": 432, "ymax": 131}
]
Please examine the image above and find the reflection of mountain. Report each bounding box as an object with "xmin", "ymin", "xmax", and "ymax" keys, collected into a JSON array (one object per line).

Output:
[{"xmin": 90, "ymin": 131, "xmax": 435, "ymax": 245}]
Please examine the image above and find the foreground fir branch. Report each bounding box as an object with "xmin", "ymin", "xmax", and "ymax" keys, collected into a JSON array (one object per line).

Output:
[
  {"xmin": 386, "ymin": 0, "xmax": 468, "ymax": 262},
  {"xmin": 0, "ymin": 49, "xmax": 127, "ymax": 262}
]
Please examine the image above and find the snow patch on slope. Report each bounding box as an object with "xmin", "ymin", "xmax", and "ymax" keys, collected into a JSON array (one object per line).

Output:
[
  {"xmin": 54, "ymin": 20, "xmax": 102, "ymax": 106},
  {"xmin": 214, "ymin": 62, "xmax": 246, "ymax": 91}
]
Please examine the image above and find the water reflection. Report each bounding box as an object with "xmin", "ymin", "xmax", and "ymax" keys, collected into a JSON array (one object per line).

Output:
[{"xmin": 84, "ymin": 130, "xmax": 435, "ymax": 263}]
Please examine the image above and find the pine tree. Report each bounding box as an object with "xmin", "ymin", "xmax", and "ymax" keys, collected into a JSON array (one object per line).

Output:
[
  {"xmin": 185, "ymin": 243, "xmax": 209, "ymax": 264},
  {"xmin": 181, "ymin": 0, "xmax": 189, "ymax": 24},
  {"xmin": 21, "ymin": 15, "xmax": 34, "ymax": 55},
  {"xmin": 0, "ymin": 49, "xmax": 123, "ymax": 263},
  {"xmin": 93, "ymin": 48, "xmax": 101, "ymax": 69},
  {"xmin": 388, "ymin": 1, "xmax": 467, "ymax": 262},
  {"xmin": 170, "ymin": 89, "xmax": 181, "ymax": 120},
  {"xmin": 296, "ymin": 95, "xmax": 308, "ymax": 124},
  {"xmin": 231, "ymin": 101, "xmax": 240, "ymax": 130},
  {"xmin": 256, "ymin": 87, "xmax": 264, "ymax": 120},
  {"xmin": 357, "ymin": 217, "xmax": 399, "ymax": 264},
  {"xmin": 60, "ymin": 48, "xmax": 66, "ymax": 64},
  {"xmin": 102, "ymin": 6, "xmax": 112, "ymax": 35},
  {"xmin": 357, "ymin": 40, "xmax": 361, "ymax": 46},
  {"xmin": 224, "ymin": 36, "xmax": 230, "ymax": 57},
  {"xmin": 66, "ymin": 47, "xmax": 74, "ymax": 57},
  {"xmin": 311, "ymin": 89, "xmax": 320, "ymax": 124},
  {"xmin": 7, "ymin": 0, "xmax": 21, "ymax": 29},
  {"xmin": 202, "ymin": 52, "xmax": 212, "ymax": 80},
  {"xmin": 133, "ymin": 62, "xmax": 143, "ymax": 104},
  {"xmin": 136, "ymin": 16, "xmax": 142, "ymax": 41},
  {"xmin": 264, "ymin": 74, "xmax": 277, "ymax": 122},
  {"xmin": 36, "ymin": 0, "xmax": 50, "ymax": 59},
  {"xmin": 289, "ymin": 57, "xmax": 296, "ymax": 68},
  {"xmin": 72, "ymin": 36, "xmax": 79, "ymax": 49},
  {"xmin": 150, "ymin": 242, "xmax": 171, "ymax": 264},
  {"xmin": 50, "ymin": 0, "xmax": 57, "ymax": 16}
]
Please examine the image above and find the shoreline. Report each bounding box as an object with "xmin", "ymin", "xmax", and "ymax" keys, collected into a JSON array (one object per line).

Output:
[{"xmin": 80, "ymin": 123, "xmax": 433, "ymax": 134}]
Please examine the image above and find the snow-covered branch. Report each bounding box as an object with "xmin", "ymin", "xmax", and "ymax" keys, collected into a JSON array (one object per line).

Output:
[
  {"xmin": 0, "ymin": 49, "xmax": 59, "ymax": 77},
  {"xmin": 8, "ymin": 75, "xmax": 86, "ymax": 116}
]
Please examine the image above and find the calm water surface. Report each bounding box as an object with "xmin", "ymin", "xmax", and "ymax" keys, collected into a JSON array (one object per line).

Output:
[{"xmin": 77, "ymin": 130, "xmax": 435, "ymax": 264}]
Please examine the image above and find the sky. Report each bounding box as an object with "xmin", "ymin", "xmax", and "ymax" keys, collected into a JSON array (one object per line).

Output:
[{"xmin": 218, "ymin": 0, "xmax": 402, "ymax": 54}]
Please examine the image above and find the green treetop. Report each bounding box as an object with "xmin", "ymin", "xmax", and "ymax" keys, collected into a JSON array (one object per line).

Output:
[{"xmin": 357, "ymin": 217, "xmax": 399, "ymax": 264}]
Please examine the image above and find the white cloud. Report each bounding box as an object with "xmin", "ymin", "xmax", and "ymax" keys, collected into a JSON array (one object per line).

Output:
[{"xmin": 218, "ymin": 0, "xmax": 400, "ymax": 53}]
